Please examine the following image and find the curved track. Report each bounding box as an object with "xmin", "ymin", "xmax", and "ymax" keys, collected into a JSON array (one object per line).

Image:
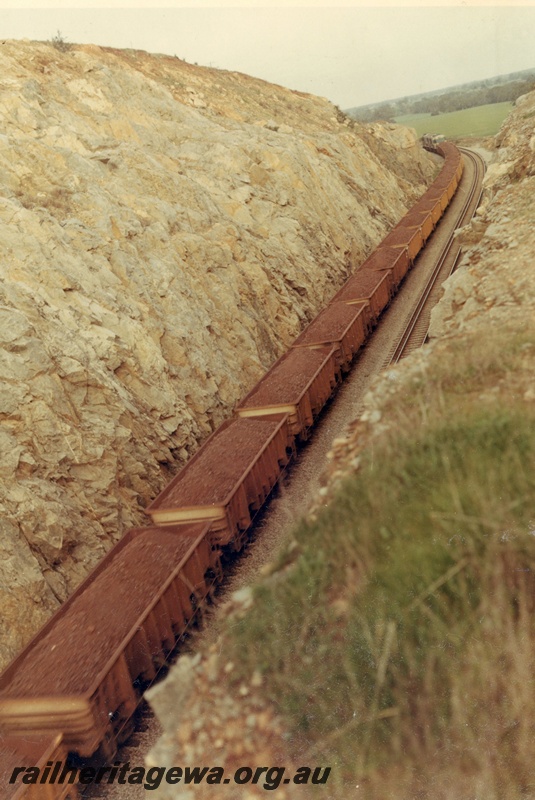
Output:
[{"xmin": 388, "ymin": 148, "xmax": 486, "ymax": 362}]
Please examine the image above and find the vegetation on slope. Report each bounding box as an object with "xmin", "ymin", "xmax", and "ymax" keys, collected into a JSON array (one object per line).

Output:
[{"xmin": 226, "ymin": 323, "xmax": 535, "ymax": 799}]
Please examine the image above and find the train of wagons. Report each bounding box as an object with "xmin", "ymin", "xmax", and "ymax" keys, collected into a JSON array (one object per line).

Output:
[{"xmin": 0, "ymin": 139, "xmax": 463, "ymax": 800}]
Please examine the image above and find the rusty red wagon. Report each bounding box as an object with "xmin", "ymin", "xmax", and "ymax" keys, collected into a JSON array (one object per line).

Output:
[
  {"xmin": 421, "ymin": 184, "xmax": 449, "ymax": 213},
  {"xmin": 146, "ymin": 415, "xmax": 292, "ymax": 549},
  {"xmin": 0, "ymin": 526, "xmax": 217, "ymax": 760},
  {"xmin": 396, "ymin": 208, "xmax": 434, "ymax": 244},
  {"xmin": 237, "ymin": 345, "xmax": 339, "ymax": 440},
  {"xmin": 412, "ymin": 194, "xmax": 443, "ymax": 226},
  {"xmin": 359, "ymin": 246, "xmax": 410, "ymax": 289},
  {"xmin": 291, "ymin": 302, "xmax": 369, "ymax": 372},
  {"xmin": 433, "ymin": 171, "xmax": 457, "ymax": 202},
  {"xmin": 329, "ymin": 270, "xmax": 391, "ymax": 322},
  {"xmin": 379, "ymin": 224, "xmax": 423, "ymax": 263}
]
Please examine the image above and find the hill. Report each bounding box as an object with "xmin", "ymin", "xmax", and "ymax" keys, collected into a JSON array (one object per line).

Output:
[{"xmin": 346, "ymin": 68, "xmax": 535, "ymax": 122}]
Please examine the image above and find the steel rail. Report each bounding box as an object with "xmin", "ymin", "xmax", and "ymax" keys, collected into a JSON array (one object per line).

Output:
[{"xmin": 388, "ymin": 148, "xmax": 486, "ymax": 364}]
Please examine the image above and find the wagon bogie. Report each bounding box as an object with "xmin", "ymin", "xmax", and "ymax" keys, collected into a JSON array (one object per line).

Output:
[
  {"xmin": 112, "ymin": 699, "xmax": 137, "ymax": 747},
  {"xmin": 89, "ymin": 656, "xmax": 138, "ymax": 755}
]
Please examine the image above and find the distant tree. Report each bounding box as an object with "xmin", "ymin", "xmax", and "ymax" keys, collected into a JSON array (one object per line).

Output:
[{"xmin": 50, "ymin": 30, "xmax": 71, "ymax": 52}]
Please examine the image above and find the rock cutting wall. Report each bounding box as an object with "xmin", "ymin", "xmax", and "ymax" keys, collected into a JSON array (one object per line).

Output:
[{"xmin": 0, "ymin": 40, "xmax": 435, "ymax": 665}]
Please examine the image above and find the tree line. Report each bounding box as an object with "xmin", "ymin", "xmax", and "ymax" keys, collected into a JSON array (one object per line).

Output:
[{"xmin": 349, "ymin": 77, "xmax": 535, "ymax": 123}]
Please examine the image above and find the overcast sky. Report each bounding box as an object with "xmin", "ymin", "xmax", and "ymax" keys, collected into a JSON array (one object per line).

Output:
[{"xmin": 1, "ymin": 2, "xmax": 535, "ymax": 108}]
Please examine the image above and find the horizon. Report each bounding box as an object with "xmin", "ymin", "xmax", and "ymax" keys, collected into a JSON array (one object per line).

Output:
[
  {"xmin": 345, "ymin": 65, "xmax": 535, "ymax": 111},
  {"xmin": 1, "ymin": 4, "xmax": 535, "ymax": 108}
]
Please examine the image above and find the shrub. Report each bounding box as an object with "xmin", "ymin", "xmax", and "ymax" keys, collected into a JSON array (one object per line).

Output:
[{"xmin": 50, "ymin": 30, "xmax": 70, "ymax": 53}]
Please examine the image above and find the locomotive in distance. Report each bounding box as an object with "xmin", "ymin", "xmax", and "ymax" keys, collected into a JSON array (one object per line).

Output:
[{"xmin": 422, "ymin": 132, "xmax": 447, "ymax": 152}]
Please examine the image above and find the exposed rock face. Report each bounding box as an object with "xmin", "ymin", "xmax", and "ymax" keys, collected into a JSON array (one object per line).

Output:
[
  {"xmin": 0, "ymin": 40, "xmax": 435, "ymax": 665},
  {"xmin": 428, "ymin": 92, "xmax": 535, "ymax": 341}
]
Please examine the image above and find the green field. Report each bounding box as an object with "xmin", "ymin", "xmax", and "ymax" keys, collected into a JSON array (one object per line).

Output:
[{"xmin": 395, "ymin": 101, "xmax": 513, "ymax": 139}]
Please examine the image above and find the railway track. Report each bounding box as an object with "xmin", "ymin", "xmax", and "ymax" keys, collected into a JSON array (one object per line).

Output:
[{"xmin": 387, "ymin": 147, "xmax": 486, "ymax": 363}]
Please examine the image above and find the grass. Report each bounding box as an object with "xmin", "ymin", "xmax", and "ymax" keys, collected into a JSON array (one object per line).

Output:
[
  {"xmin": 225, "ymin": 323, "xmax": 535, "ymax": 799},
  {"xmin": 395, "ymin": 101, "xmax": 513, "ymax": 139}
]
